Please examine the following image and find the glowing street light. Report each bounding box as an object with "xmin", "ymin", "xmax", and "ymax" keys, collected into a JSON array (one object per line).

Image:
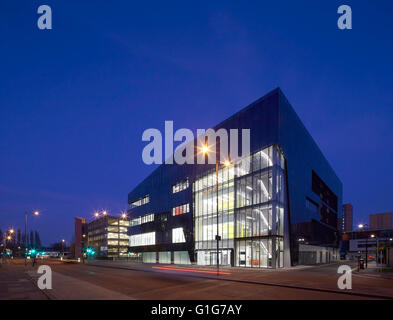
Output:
[
  {"xmin": 102, "ymin": 210, "xmax": 107, "ymax": 215},
  {"xmin": 121, "ymin": 213, "xmax": 127, "ymax": 219},
  {"xmin": 94, "ymin": 212, "xmax": 99, "ymax": 218},
  {"xmin": 24, "ymin": 210, "xmax": 40, "ymax": 265}
]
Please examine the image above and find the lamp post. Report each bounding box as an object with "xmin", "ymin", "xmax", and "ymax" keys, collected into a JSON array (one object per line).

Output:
[
  {"xmin": 82, "ymin": 234, "xmax": 86, "ymax": 264},
  {"xmin": 25, "ymin": 211, "xmax": 39, "ymax": 265},
  {"xmin": 61, "ymin": 239, "xmax": 65, "ymax": 256},
  {"xmin": 358, "ymin": 224, "xmax": 375, "ymax": 269},
  {"xmin": 202, "ymin": 144, "xmax": 231, "ymax": 276},
  {"xmin": 2, "ymin": 229, "xmax": 14, "ymax": 260}
]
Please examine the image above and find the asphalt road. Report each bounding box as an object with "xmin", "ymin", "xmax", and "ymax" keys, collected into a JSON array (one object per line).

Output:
[{"xmin": 2, "ymin": 259, "xmax": 392, "ymax": 300}]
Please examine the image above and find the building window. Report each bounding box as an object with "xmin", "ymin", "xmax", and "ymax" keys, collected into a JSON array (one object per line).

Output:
[
  {"xmin": 172, "ymin": 203, "xmax": 190, "ymax": 216},
  {"xmin": 306, "ymin": 198, "xmax": 319, "ymax": 215},
  {"xmin": 130, "ymin": 232, "xmax": 155, "ymax": 247},
  {"xmin": 192, "ymin": 146, "xmax": 287, "ymax": 268},
  {"xmin": 172, "ymin": 179, "xmax": 189, "ymax": 193},
  {"xmin": 172, "ymin": 228, "xmax": 186, "ymax": 243},
  {"xmin": 174, "ymin": 251, "xmax": 191, "ymax": 264},
  {"xmin": 141, "ymin": 213, "xmax": 154, "ymax": 224},
  {"xmin": 311, "ymin": 171, "xmax": 338, "ymax": 212},
  {"xmin": 130, "ymin": 213, "xmax": 154, "ymax": 226},
  {"xmin": 130, "ymin": 195, "xmax": 150, "ymax": 208},
  {"xmin": 130, "ymin": 217, "xmax": 141, "ymax": 227}
]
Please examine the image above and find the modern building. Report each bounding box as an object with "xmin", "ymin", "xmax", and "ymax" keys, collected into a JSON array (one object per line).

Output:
[
  {"xmin": 369, "ymin": 212, "xmax": 393, "ymax": 230},
  {"xmin": 342, "ymin": 204, "xmax": 353, "ymax": 232},
  {"xmin": 82, "ymin": 215, "xmax": 130, "ymax": 258},
  {"xmin": 127, "ymin": 88, "xmax": 342, "ymax": 268},
  {"xmin": 343, "ymin": 228, "xmax": 393, "ymax": 262},
  {"xmin": 74, "ymin": 217, "xmax": 87, "ymax": 259}
]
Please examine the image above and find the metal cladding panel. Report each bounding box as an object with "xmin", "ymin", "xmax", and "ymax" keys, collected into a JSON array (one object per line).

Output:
[{"xmin": 277, "ymin": 90, "xmax": 343, "ymax": 263}]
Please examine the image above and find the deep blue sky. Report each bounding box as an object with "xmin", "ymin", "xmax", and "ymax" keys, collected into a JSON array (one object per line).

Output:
[{"xmin": 1, "ymin": 1, "xmax": 392, "ymax": 245}]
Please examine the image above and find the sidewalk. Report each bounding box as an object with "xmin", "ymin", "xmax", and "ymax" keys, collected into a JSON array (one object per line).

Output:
[
  {"xmin": 0, "ymin": 261, "xmax": 48, "ymax": 300},
  {"xmin": 352, "ymin": 261, "xmax": 393, "ymax": 280},
  {"xmin": 26, "ymin": 269, "xmax": 132, "ymax": 300}
]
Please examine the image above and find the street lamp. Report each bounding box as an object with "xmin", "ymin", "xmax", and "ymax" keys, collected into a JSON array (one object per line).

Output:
[
  {"xmin": 61, "ymin": 239, "xmax": 65, "ymax": 255},
  {"xmin": 2, "ymin": 229, "xmax": 14, "ymax": 258},
  {"xmin": 358, "ymin": 224, "xmax": 374, "ymax": 268},
  {"xmin": 202, "ymin": 144, "xmax": 232, "ymax": 276},
  {"xmin": 25, "ymin": 210, "xmax": 39, "ymax": 265}
]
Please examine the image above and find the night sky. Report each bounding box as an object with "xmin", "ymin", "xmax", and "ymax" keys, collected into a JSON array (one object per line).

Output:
[{"xmin": 1, "ymin": 1, "xmax": 392, "ymax": 245}]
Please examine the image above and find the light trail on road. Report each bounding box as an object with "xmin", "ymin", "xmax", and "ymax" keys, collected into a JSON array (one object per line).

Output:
[{"xmin": 152, "ymin": 266, "xmax": 232, "ymax": 275}]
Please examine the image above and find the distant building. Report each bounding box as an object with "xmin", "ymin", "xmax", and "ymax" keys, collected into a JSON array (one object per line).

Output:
[
  {"xmin": 87, "ymin": 215, "xmax": 130, "ymax": 258},
  {"xmin": 344, "ymin": 228, "xmax": 393, "ymax": 263},
  {"xmin": 369, "ymin": 212, "xmax": 393, "ymax": 230},
  {"xmin": 342, "ymin": 204, "xmax": 353, "ymax": 232},
  {"xmin": 74, "ymin": 217, "xmax": 87, "ymax": 259}
]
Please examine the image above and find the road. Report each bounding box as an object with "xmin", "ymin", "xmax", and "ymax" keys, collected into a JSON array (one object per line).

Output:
[{"xmin": 1, "ymin": 259, "xmax": 392, "ymax": 300}]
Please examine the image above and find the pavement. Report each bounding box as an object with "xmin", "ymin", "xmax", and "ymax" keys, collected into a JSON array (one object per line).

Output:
[
  {"xmin": 1, "ymin": 258, "xmax": 392, "ymax": 300},
  {"xmin": 0, "ymin": 259, "xmax": 48, "ymax": 300}
]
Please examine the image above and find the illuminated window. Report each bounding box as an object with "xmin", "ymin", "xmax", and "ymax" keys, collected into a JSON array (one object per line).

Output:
[
  {"xmin": 141, "ymin": 213, "xmax": 154, "ymax": 224},
  {"xmin": 129, "ymin": 195, "xmax": 150, "ymax": 208},
  {"xmin": 172, "ymin": 203, "xmax": 190, "ymax": 216},
  {"xmin": 172, "ymin": 179, "xmax": 189, "ymax": 193},
  {"xmin": 130, "ymin": 213, "xmax": 154, "ymax": 226},
  {"xmin": 130, "ymin": 217, "xmax": 141, "ymax": 226},
  {"xmin": 172, "ymin": 228, "xmax": 186, "ymax": 243},
  {"xmin": 130, "ymin": 232, "xmax": 155, "ymax": 247}
]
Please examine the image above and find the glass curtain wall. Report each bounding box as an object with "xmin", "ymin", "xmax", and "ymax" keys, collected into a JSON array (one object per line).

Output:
[
  {"xmin": 193, "ymin": 145, "xmax": 287, "ymax": 268},
  {"xmin": 193, "ymin": 163, "xmax": 235, "ymax": 255}
]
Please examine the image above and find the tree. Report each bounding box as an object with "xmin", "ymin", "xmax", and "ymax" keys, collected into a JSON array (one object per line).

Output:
[
  {"xmin": 22, "ymin": 232, "xmax": 26, "ymax": 247},
  {"xmin": 30, "ymin": 231, "xmax": 34, "ymax": 247},
  {"xmin": 51, "ymin": 242, "xmax": 63, "ymax": 252},
  {"xmin": 35, "ymin": 231, "xmax": 42, "ymax": 247},
  {"xmin": 17, "ymin": 229, "xmax": 21, "ymax": 247},
  {"xmin": 11, "ymin": 234, "xmax": 16, "ymax": 249}
]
